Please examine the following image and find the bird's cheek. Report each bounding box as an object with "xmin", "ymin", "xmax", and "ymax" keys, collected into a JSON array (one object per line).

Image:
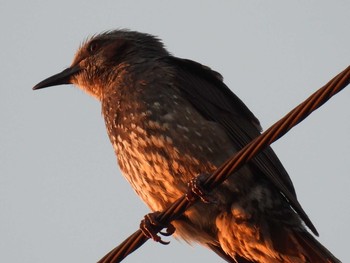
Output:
[
  {"xmin": 103, "ymin": 40, "xmax": 128, "ymax": 59},
  {"xmin": 69, "ymin": 73, "xmax": 98, "ymax": 99}
]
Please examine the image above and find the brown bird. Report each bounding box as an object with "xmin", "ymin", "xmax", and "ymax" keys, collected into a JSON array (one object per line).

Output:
[{"xmin": 33, "ymin": 30, "xmax": 340, "ymax": 263}]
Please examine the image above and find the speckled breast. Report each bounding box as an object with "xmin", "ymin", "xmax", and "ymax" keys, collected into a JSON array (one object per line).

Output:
[{"xmin": 101, "ymin": 74, "xmax": 236, "ymax": 212}]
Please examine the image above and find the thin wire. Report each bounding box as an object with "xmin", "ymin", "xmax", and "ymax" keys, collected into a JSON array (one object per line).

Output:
[{"xmin": 98, "ymin": 66, "xmax": 350, "ymax": 263}]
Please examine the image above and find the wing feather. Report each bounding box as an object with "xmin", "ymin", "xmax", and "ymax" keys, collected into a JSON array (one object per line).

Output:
[{"xmin": 163, "ymin": 56, "xmax": 318, "ymax": 235}]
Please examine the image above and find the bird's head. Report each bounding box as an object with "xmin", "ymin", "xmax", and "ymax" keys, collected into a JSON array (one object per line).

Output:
[{"xmin": 33, "ymin": 30, "xmax": 168, "ymax": 100}]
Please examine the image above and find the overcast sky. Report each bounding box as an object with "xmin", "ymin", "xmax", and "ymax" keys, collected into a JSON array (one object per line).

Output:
[{"xmin": 1, "ymin": 1, "xmax": 349, "ymax": 262}]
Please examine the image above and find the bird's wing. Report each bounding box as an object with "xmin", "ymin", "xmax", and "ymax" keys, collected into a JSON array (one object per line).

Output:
[{"xmin": 162, "ymin": 56, "xmax": 318, "ymax": 236}]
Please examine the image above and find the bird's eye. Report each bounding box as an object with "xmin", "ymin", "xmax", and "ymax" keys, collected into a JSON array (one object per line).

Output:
[{"xmin": 88, "ymin": 41, "xmax": 100, "ymax": 54}]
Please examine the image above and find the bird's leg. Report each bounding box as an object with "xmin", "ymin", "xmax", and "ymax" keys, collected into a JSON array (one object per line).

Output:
[
  {"xmin": 140, "ymin": 211, "xmax": 175, "ymax": 245},
  {"xmin": 186, "ymin": 173, "xmax": 215, "ymax": 204}
]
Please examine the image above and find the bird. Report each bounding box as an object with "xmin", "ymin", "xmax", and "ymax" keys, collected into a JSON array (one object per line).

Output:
[{"xmin": 33, "ymin": 29, "xmax": 340, "ymax": 263}]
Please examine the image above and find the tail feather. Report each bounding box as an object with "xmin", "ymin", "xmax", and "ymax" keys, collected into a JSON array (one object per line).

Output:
[
  {"xmin": 293, "ymin": 230, "xmax": 341, "ymax": 263},
  {"xmin": 208, "ymin": 230, "xmax": 341, "ymax": 263},
  {"xmin": 267, "ymin": 218, "xmax": 341, "ymax": 263}
]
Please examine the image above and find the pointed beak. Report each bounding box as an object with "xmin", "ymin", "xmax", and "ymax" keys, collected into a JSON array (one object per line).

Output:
[{"xmin": 33, "ymin": 65, "xmax": 81, "ymax": 90}]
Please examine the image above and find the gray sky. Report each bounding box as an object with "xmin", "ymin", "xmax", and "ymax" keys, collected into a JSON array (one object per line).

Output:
[{"xmin": 1, "ymin": 1, "xmax": 349, "ymax": 262}]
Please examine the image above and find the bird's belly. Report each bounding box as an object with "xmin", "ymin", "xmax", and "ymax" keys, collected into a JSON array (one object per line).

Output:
[{"xmin": 112, "ymin": 117, "xmax": 239, "ymax": 212}]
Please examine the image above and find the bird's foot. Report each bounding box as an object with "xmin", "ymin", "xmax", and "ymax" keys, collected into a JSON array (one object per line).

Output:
[
  {"xmin": 140, "ymin": 212, "xmax": 175, "ymax": 245},
  {"xmin": 186, "ymin": 173, "xmax": 215, "ymax": 204}
]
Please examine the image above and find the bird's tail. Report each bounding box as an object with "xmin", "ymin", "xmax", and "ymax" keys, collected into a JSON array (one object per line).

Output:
[
  {"xmin": 209, "ymin": 222, "xmax": 341, "ymax": 263},
  {"xmin": 292, "ymin": 229, "xmax": 341, "ymax": 263},
  {"xmin": 209, "ymin": 229, "xmax": 341, "ymax": 263}
]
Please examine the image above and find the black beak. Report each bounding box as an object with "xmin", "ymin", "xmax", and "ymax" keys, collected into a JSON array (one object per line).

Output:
[{"xmin": 33, "ymin": 65, "xmax": 81, "ymax": 90}]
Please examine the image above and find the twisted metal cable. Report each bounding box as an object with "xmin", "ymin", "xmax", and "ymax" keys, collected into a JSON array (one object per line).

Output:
[{"xmin": 99, "ymin": 66, "xmax": 350, "ymax": 263}]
